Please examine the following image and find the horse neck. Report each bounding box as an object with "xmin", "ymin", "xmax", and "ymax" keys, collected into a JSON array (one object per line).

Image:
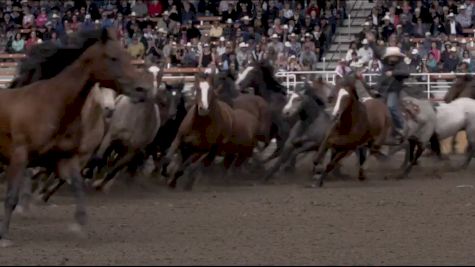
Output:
[
  {"xmin": 82, "ymin": 86, "xmax": 104, "ymax": 128},
  {"xmin": 300, "ymin": 97, "xmax": 322, "ymax": 122},
  {"xmin": 48, "ymin": 58, "xmax": 100, "ymax": 124},
  {"xmin": 339, "ymin": 95, "xmax": 363, "ymax": 132}
]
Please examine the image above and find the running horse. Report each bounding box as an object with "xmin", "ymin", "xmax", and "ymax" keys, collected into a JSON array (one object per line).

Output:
[
  {"xmin": 0, "ymin": 28, "xmax": 145, "ymax": 246},
  {"xmin": 234, "ymin": 59, "xmax": 291, "ymax": 162},
  {"xmin": 311, "ymin": 76, "xmax": 392, "ymax": 187},
  {"xmin": 163, "ymin": 72, "xmax": 259, "ymax": 190}
]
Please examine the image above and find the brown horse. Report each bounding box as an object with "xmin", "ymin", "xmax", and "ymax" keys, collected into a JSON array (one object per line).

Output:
[
  {"xmin": 163, "ymin": 73, "xmax": 259, "ymax": 190},
  {"xmin": 444, "ymin": 76, "xmax": 475, "ymax": 103},
  {"xmin": 311, "ymin": 76, "xmax": 392, "ymax": 187},
  {"xmin": 0, "ymin": 28, "xmax": 145, "ymax": 246}
]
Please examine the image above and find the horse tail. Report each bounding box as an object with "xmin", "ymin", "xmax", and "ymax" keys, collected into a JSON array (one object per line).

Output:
[{"xmin": 429, "ymin": 132, "xmax": 442, "ymax": 158}]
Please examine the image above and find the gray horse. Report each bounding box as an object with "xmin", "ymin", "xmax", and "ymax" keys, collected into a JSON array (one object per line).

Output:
[{"xmin": 264, "ymin": 83, "xmax": 332, "ymax": 180}]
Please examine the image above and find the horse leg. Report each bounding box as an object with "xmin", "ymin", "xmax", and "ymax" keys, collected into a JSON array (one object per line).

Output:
[
  {"xmin": 397, "ymin": 140, "xmax": 425, "ymax": 179},
  {"xmin": 460, "ymin": 140, "xmax": 475, "ymax": 170},
  {"xmin": 357, "ymin": 147, "xmax": 368, "ymax": 181},
  {"xmin": 311, "ymin": 149, "xmax": 350, "ymax": 187},
  {"xmin": 56, "ymin": 157, "xmax": 87, "ymax": 237},
  {"xmin": 92, "ymin": 149, "xmax": 136, "ymax": 192},
  {"xmin": 41, "ymin": 178, "xmax": 66, "ymax": 203},
  {"xmin": 168, "ymin": 151, "xmax": 202, "ymax": 189},
  {"xmin": 400, "ymin": 140, "xmax": 415, "ymax": 170},
  {"xmin": 183, "ymin": 152, "xmax": 211, "ymax": 191},
  {"xmin": 0, "ymin": 146, "xmax": 28, "ymax": 247}
]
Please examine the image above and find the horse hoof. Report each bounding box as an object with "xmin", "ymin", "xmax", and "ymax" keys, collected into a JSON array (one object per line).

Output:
[
  {"xmin": 14, "ymin": 205, "xmax": 29, "ymax": 217},
  {"xmin": 0, "ymin": 239, "xmax": 13, "ymax": 248},
  {"xmin": 91, "ymin": 179, "xmax": 103, "ymax": 190},
  {"xmin": 68, "ymin": 223, "xmax": 87, "ymax": 239}
]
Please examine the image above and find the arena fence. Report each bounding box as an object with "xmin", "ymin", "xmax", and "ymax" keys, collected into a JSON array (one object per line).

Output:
[{"xmin": 275, "ymin": 71, "xmax": 475, "ymax": 101}]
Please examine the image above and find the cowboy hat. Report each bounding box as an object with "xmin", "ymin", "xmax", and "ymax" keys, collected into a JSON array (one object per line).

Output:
[
  {"xmin": 450, "ymin": 46, "xmax": 457, "ymax": 52},
  {"xmin": 425, "ymin": 31, "xmax": 431, "ymax": 36},
  {"xmin": 219, "ymin": 36, "xmax": 225, "ymax": 41},
  {"xmin": 411, "ymin": 48, "xmax": 418, "ymax": 55},
  {"xmin": 460, "ymin": 4, "xmax": 467, "ymax": 10},
  {"xmin": 383, "ymin": 47, "xmax": 406, "ymax": 58},
  {"xmin": 239, "ymin": 42, "xmax": 248, "ymax": 48},
  {"xmin": 242, "ymin": 15, "xmax": 250, "ymax": 21},
  {"xmin": 284, "ymin": 41, "xmax": 291, "ymax": 47},
  {"xmin": 271, "ymin": 33, "xmax": 279, "ymax": 39},
  {"xmin": 364, "ymin": 21, "xmax": 370, "ymax": 26},
  {"xmin": 383, "ymin": 15, "xmax": 391, "ymax": 20},
  {"xmin": 158, "ymin": 28, "xmax": 167, "ymax": 34},
  {"xmin": 226, "ymin": 18, "xmax": 233, "ymax": 24},
  {"xmin": 186, "ymin": 42, "xmax": 192, "ymax": 47},
  {"xmin": 361, "ymin": 38, "xmax": 368, "ymax": 44},
  {"xmin": 131, "ymin": 11, "xmax": 137, "ymax": 17},
  {"xmin": 448, "ymin": 12, "xmax": 455, "ymax": 18},
  {"xmin": 162, "ymin": 10, "xmax": 170, "ymax": 16},
  {"xmin": 289, "ymin": 32, "xmax": 297, "ymax": 38},
  {"xmin": 460, "ymin": 38, "xmax": 467, "ymax": 44}
]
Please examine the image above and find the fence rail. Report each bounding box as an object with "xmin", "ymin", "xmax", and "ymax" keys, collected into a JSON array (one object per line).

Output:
[{"xmin": 274, "ymin": 71, "xmax": 475, "ymax": 101}]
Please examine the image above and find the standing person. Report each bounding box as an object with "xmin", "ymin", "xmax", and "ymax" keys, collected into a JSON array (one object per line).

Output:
[{"xmin": 365, "ymin": 32, "xmax": 409, "ymax": 143}]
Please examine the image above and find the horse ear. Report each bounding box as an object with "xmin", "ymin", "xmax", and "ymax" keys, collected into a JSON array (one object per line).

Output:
[{"xmin": 100, "ymin": 28, "xmax": 110, "ymax": 44}]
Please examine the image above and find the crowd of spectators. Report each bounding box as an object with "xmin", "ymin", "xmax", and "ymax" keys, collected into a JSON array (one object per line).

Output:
[
  {"xmin": 0, "ymin": 0, "xmax": 346, "ymax": 74},
  {"xmin": 337, "ymin": 0, "xmax": 475, "ymax": 79}
]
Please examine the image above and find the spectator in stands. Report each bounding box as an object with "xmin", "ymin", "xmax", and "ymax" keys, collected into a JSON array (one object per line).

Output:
[
  {"xmin": 288, "ymin": 55, "xmax": 302, "ymax": 71},
  {"xmin": 209, "ymin": 20, "xmax": 223, "ymax": 39},
  {"xmin": 425, "ymin": 52, "xmax": 438, "ymax": 72},
  {"xmin": 446, "ymin": 12, "xmax": 463, "ymax": 36},
  {"xmin": 25, "ymin": 30, "xmax": 41, "ymax": 51},
  {"xmin": 407, "ymin": 48, "xmax": 422, "ymax": 73},
  {"xmin": 367, "ymin": 56, "xmax": 383, "ymax": 73},
  {"xmin": 456, "ymin": 4, "xmax": 472, "ymax": 29},
  {"xmin": 335, "ymin": 58, "xmax": 353, "ymax": 79},
  {"xmin": 357, "ymin": 38, "xmax": 373, "ymax": 65},
  {"xmin": 35, "ymin": 7, "xmax": 48, "ymax": 28},
  {"xmin": 413, "ymin": 16, "xmax": 426, "ymax": 37},
  {"xmin": 11, "ymin": 32, "xmax": 25, "ymax": 53},
  {"xmin": 345, "ymin": 41, "xmax": 357, "ymax": 61},
  {"xmin": 430, "ymin": 15, "xmax": 446, "ymax": 36},
  {"xmin": 148, "ymin": 0, "xmax": 164, "ymax": 17},
  {"xmin": 127, "ymin": 34, "xmax": 145, "ymax": 59},
  {"xmin": 461, "ymin": 49, "xmax": 475, "ymax": 72},
  {"xmin": 299, "ymin": 43, "xmax": 317, "ymax": 70},
  {"xmin": 430, "ymin": 41, "xmax": 442, "ymax": 62},
  {"xmin": 348, "ymin": 51, "xmax": 360, "ymax": 68},
  {"xmin": 381, "ymin": 15, "xmax": 395, "ymax": 41},
  {"xmin": 400, "ymin": 14, "xmax": 414, "ymax": 36},
  {"xmin": 443, "ymin": 46, "xmax": 460, "ymax": 72}
]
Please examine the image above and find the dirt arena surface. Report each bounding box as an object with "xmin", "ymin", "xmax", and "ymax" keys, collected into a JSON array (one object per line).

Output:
[{"xmin": 2, "ymin": 152, "xmax": 475, "ymax": 265}]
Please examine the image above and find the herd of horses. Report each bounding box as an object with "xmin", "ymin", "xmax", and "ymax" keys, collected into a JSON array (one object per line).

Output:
[{"xmin": 0, "ymin": 28, "xmax": 475, "ymax": 246}]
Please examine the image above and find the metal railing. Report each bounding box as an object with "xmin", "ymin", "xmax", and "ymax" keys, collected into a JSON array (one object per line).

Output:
[{"xmin": 274, "ymin": 71, "xmax": 475, "ymax": 100}]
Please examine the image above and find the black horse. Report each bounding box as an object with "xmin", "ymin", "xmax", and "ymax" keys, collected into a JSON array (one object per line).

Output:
[{"xmin": 234, "ymin": 60, "xmax": 292, "ymax": 162}]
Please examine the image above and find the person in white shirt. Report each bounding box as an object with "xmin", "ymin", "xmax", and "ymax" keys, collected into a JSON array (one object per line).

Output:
[
  {"xmin": 335, "ymin": 59, "xmax": 353, "ymax": 82},
  {"xmin": 446, "ymin": 12, "xmax": 463, "ymax": 36},
  {"xmin": 456, "ymin": 4, "xmax": 473, "ymax": 28},
  {"xmin": 345, "ymin": 41, "xmax": 358, "ymax": 61},
  {"xmin": 357, "ymin": 39, "xmax": 373, "ymax": 65},
  {"xmin": 216, "ymin": 36, "xmax": 226, "ymax": 56}
]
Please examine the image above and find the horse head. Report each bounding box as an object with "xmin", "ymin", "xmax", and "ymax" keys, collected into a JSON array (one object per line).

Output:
[
  {"xmin": 282, "ymin": 83, "xmax": 326, "ymax": 118},
  {"xmin": 194, "ymin": 72, "xmax": 216, "ymax": 116},
  {"xmin": 92, "ymin": 84, "xmax": 117, "ymax": 119},
  {"xmin": 444, "ymin": 76, "xmax": 471, "ymax": 103},
  {"xmin": 83, "ymin": 28, "xmax": 148, "ymax": 103}
]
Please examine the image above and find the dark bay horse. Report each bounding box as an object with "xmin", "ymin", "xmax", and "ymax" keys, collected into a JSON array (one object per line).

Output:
[
  {"xmin": 311, "ymin": 76, "xmax": 392, "ymax": 187},
  {"xmin": 444, "ymin": 75, "xmax": 475, "ymax": 103},
  {"xmin": 215, "ymin": 70, "xmax": 272, "ymax": 149},
  {"xmin": 234, "ymin": 60, "xmax": 291, "ymax": 161},
  {"xmin": 7, "ymin": 32, "xmax": 119, "ymax": 205},
  {"xmin": 0, "ymin": 28, "xmax": 145, "ymax": 246},
  {"xmin": 163, "ymin": 73, "xmax": 259, "ymax": 190}
]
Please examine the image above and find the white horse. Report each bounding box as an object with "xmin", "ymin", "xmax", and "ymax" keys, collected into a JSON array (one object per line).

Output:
[{"xmin": 432, "ymin": 97, "xmax": 475, "ymax": 169}]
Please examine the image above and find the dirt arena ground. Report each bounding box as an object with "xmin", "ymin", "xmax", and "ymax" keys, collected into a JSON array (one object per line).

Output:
[{"xmin": 2, "ymin": 151, "xmax": 475, "ymax": 265}]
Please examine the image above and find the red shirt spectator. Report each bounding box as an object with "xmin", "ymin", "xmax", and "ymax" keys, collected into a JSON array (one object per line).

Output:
[
  {"xmin": 148, "ymin": 0, "xmax": 163, "ymax": 17},
  {"xmin": 35, "ymin": 8, "xmax": 48, "ymax": 28}
]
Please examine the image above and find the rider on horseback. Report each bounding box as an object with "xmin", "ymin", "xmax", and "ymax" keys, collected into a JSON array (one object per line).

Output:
[{"xmin": 366, "ymin": 32, "xmax": 409, "ymax": 143}]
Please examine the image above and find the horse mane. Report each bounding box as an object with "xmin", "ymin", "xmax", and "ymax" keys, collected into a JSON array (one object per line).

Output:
[
  {"xmin": 9, "ymin": 29, "xmax": 104, "ymax": 89},
  {"xmin": 257, "ymin": 60, "xmax": 287, "ymax": 95}
]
